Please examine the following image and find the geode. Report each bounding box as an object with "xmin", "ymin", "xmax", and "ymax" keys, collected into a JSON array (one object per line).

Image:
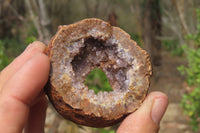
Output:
[{"xmin": 45, "ymin": 18, "xmax": 152, "ymax": 127}]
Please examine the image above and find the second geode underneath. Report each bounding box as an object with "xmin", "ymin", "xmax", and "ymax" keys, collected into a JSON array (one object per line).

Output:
[{"xmin": 45, "ymin": 18, "xmax": 152, "ymax": 127}]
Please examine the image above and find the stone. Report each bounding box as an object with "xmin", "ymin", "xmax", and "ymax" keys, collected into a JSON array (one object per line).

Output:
[{"xmin": 45, "ymin": 18, "xmax": 152, "ymax": 127}]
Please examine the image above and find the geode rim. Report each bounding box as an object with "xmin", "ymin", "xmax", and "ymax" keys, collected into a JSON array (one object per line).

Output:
[{"xmin": 45, "ymin": 18, "xmax": 152, "ymax": 127}]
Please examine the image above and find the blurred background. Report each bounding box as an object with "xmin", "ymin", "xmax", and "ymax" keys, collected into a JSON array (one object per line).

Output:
[{"xmin": 1, "ymin": 0, "xmax": 200, "ymax": 132}]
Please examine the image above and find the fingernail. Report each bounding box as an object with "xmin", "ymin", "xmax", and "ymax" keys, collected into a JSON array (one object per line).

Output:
[
  {"xmin": 151, "ymin": 98, "xmax": 168, "ymax": 125},
  {"xmin": 25, "ymin": 41, "xmax": 46, "ymax": 51}
]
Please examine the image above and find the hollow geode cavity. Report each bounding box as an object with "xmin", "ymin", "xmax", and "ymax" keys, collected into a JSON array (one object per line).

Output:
[{"xmin": 45, "ymin": 18, "xmax": 152, "ymax": 127}]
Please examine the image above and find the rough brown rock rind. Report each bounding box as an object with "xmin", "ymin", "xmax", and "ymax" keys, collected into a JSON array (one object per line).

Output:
[{"xmin": 45, "ymin": 18, "xmax": 152, "ymax": 127}]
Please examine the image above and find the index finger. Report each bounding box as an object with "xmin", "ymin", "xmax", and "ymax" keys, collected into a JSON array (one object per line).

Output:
[
  {"xmin": 0, "ymin": 53, "xmax": 50, "ymax": 133},
  {"xmin": 0, "ymin": 41, "xmax": 46, "ymax": 90}
]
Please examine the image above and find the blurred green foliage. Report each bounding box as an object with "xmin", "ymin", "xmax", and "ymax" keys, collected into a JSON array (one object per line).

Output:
[
  {"xmin": 162, "ymin": 40, "xmax": 184, "ymax": 56},
  {"xmin": 0, "ymin": 35, "xmax": 36, "ymax": 71},
  {"xmin": 85, "ymin": 68, "xmax": 113, "ymax": 94},
  {"xmin": 25, "ymin": 36, "xmax": 37, "ymax": 45},
  {"xmin": 129, "ymin": 32, "xmax": 142, "ymax": 46},
  {"xmin": 0, "ymin": 19, "xmax": 37, "ymax": 71},
  {"xmin": 178, "ymin": 9, "xmax": 200, "ymax": 132},
  {"xmin": 2, "ymin": 37, "xmax": 24, "ymax": 57},
  {"xmin": 0, "ymin": 40, "xmax": 12, "ymax": 70}
]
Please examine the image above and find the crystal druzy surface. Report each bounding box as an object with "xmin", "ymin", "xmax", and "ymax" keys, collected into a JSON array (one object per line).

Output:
[{"xmin": 45, "ymin": 18, "xmax": 152, "ymax": 127}]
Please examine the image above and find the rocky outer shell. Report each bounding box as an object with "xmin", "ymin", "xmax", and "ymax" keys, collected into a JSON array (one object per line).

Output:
[{"xmin": 45, "ymin": 18, "xmax": 152, "ymax": 127}]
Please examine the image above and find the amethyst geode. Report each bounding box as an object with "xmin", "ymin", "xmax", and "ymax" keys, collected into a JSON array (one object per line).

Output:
[{"xmin": 45, "ymin": 18, "xmax": 152, "ymax": 127}]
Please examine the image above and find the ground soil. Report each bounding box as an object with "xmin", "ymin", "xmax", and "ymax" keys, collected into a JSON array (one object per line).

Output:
[{"xmin": 44, "ymin": 50, "xmax": 195, "ymax": 133}]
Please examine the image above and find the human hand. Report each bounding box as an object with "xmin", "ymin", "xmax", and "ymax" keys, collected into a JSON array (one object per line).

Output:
[
  {"xmin": 117, "ymin": 92, "xmax": 168, "ymax": 133},
  {"xmin": 0, "ymin": 41, "xmax": 50, "ymax": 133}
]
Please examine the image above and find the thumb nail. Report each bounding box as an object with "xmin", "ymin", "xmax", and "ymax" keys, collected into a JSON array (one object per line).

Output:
[
  {"xmin": 25, "ymin": 41, "xmax": 46, "ymax": 51},
  {"xmin": 151, "ymin": 97, "xmax": 168, "ymax": 125}
]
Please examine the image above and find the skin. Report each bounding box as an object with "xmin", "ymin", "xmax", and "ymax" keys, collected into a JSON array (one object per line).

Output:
[{"xmin": 0, "ymin": 41, "xmax": 168, "ymax": 133}]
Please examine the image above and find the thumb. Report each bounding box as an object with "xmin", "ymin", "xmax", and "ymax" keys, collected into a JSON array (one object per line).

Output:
[{"xmin": 117, "ymin": 92, "xmax": 168, "ymax": 133}]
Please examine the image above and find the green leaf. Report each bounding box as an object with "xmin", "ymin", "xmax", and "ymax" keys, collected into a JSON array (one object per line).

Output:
[{"xmin": 85, "ymin": 68, "xmax": 113, "ymax": 94}]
